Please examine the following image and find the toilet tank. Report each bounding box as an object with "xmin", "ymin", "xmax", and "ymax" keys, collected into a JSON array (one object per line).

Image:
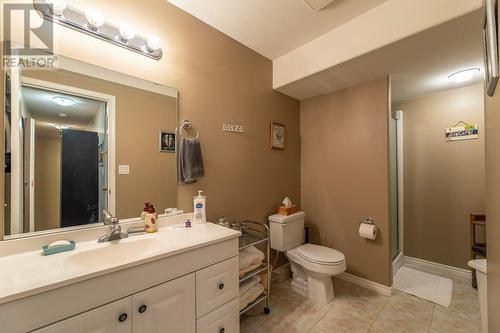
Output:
[{"xmin": 269, "ymin": 211, "xmax": 306, "ymax": 252}]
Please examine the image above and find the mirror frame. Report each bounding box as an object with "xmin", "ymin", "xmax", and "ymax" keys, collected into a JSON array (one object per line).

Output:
[{"xmin": 2, "ymin": 51, "xmax": 178, "ymax": 240}]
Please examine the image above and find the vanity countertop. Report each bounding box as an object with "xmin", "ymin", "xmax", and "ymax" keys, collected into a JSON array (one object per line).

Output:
[{"xmin": 0, "ymin": 223, "xmax": 240, "ymax": 305}]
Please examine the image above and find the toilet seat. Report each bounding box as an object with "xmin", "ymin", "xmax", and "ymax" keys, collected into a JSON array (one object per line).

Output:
[
  {"xmin": 286, "ymin": 245, "xmax": 346, "ymax": 276},
  {"xmin": 296, "ymin": 244, "xmax": 345, "ymax": 265}
]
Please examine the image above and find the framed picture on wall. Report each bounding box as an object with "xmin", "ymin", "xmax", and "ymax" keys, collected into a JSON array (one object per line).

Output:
[
  {"xmin": 270, "ymin": 122, "xmax": 286, "ymax": 149},
  {"xmin": 484, "ymin": 0, "xmax": 499, "ymax": 96},
  {"xmin": 159, "ymin": 131, "xmax": 176, "ymax": 152}
]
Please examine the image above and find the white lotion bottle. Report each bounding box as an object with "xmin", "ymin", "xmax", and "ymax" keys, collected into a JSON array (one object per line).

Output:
[{"xmin": 193, "ymin": 190, "xmax": 207, "ymax": 223}]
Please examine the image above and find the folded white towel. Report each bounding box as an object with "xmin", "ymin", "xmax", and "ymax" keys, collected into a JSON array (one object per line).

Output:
[
  {"xmin": 239, "ymin": 275, "xmax": 261, "ymax": 296},
  {"xmin": 239, "ymin": 246, "xmax": 265, "ymax": 270},
  {"xmin": 239, "ymin": 283, "xmax": 265, "ymax": 311},
  {"xmin": 239, "ymin": 261, "xmax": 262, "ymax": 277}
]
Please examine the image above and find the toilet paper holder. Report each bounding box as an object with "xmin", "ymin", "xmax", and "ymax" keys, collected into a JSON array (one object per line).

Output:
[{"xmin": 360, "ymin": 218, "xmax": 376, "ymax": 225}]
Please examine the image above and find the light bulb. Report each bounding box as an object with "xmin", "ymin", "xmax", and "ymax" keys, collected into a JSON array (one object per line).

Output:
[
  {"xmin": 119, "ymin": 22, "xmax": 135, "ymax": 42},
  {"xmin": 85, "ymin": 7, "xmax": 104, "ymax": 31},
  {"xmin": 49, "ymin": 0, "xmax": 67, "ymax": 16},
  {"xmin": 448, "ymin": 68, "xmax": 480, "ymax": 83},
  {"xmin": 146, "ymin": 34, "xmax": 162, "ymax": 52}
]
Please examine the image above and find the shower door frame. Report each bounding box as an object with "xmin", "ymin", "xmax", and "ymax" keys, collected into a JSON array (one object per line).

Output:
[{"xmin": 393, "ymin": 110, "xmax": 405, "ymax": 276}]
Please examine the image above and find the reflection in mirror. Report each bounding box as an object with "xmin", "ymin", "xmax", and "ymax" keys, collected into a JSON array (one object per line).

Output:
[{"xmin": 4, "ymin": 55, "xmax": 178, "ymax": 238}]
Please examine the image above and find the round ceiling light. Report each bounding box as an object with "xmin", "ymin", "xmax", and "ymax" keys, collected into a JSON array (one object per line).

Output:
[
  {"xmin": 448, "ymin": 68, "xmax": 481, "ymax": 83},
  {"xmin": 52, "ymin": 124, "xmax": 70, "ymax": 130},
  {"xmin": 53, "ymin": 96, "xmax": 77, "ymax": 107}
]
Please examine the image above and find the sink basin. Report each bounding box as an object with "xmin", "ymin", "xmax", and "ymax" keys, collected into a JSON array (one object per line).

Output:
[{"xmin": 64, "ymin": 238, "xmax": 164, "ymax": 270}]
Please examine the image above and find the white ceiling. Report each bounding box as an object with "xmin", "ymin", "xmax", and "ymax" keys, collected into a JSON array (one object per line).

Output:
[
  {"xmin": 23, "ymin": 86, "xmax": 104, "ymax": 125},
  {"xmin": 22, "ymin": 86, "xmax": 105, "ymax": 135},
  {"xmin": 277, "ymin": 10, "xmax": 484, "ymax": 101},
  {"xmin": 166, "ymin": 0, "xmax": 388, "ymax": 59}
]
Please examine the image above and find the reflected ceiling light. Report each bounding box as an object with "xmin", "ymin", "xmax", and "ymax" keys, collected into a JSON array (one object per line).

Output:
[
  {"xmin": 58, "ymin": 112, "xmax": 68, "ymax": 117},
  {"xmin": 49, "ymin": 0, "xmax": 67, "ymax": 16},
  {"xmin": 53, "ymin": 96, "xmax": 77, "ymax": 106},
  {"xmin": 52, "ymin": 124, "xmax": 70, "ymax": 130},
  {"xmin": 85, "ymin": 7, "xmax": 105, "ymax": 31},
  {"xmin": 448, "ymin": 68, "xmax": 480, "ymax": 83},
  {"xmin": 118, "ymin": 22, "xmax": 136, "ymax": 42},
  {"xmin": 146, "ymin": 34, "xmax": 162, "ymax": 53}
]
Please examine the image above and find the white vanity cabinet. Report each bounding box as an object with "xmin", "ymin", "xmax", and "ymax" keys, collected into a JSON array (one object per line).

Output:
[{"xmin": 0, "ymin": 230, "xmax": 240, "ymax": 333}]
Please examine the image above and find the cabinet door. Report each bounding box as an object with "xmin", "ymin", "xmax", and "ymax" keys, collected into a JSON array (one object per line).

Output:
[
  {"xmin": 132, "ymin": 273, "xmax": 195, "ymax": 333},
  {"xmin": 33, "ymin": 298, "xmax": 131, "ymax": 333}
]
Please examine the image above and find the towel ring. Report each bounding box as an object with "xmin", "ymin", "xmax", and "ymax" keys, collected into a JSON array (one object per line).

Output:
[{"xmin": 175, "ymin": 119, "xmax": 199, "ymax": 138}]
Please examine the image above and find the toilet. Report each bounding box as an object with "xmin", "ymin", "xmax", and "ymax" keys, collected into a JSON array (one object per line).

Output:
[
  {"xmin": 269, "ymin": 211, "xmax": 346, "ymax": 304},
  {"xmin": 468, "ymin": 259, "xmax": 488, "ymax": 333}
]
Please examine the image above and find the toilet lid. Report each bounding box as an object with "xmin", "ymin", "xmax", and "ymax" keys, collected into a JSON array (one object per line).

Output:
[{"xmin": 296, "ymin": 244, "xmax": 345, "ymax": 264}]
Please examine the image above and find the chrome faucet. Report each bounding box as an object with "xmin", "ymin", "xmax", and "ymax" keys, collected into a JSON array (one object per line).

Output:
[{"xmin": 98, "ymin": 210, "xmax": 129, "ymax": 243}]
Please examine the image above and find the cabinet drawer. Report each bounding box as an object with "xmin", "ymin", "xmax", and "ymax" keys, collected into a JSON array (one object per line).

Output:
[
  {"xmin": 196, "ymin": 257, "xmax": 238, "ymax": 318},
  {"xmin": 197, "ymin": 298, "xmax": 239, "ymax": 333}
]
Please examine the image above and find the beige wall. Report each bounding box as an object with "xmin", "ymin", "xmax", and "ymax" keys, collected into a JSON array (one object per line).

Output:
[
  {"xmin": 485, "ymin": 7, "xmax": 500, "ymax": 329},
  {"xmin": 395, "ymin": 84, "xmax": 485, "ymax": 269},
  {"xmin": 301, "ymin": 77, "xmax": 392, "ymax": 286},
  {"xmin": 1, "ymin": 0, "xmax": 300, "ymax": 239},
  {"xmin": 35, "ymin": 129, "xmax": 61, "ymax": 231}
]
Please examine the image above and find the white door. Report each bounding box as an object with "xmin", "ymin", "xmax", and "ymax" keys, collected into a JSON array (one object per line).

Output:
[
  {"xmin": 32, "ymin": 298, "xmax": 131, "ymax": 333},
  {"xmin": 132, "ymin": 273, "xmax": 196, "ymax": 333}
]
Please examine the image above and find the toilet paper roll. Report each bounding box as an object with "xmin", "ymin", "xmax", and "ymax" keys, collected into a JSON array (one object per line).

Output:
[{"xmin": 359, "ymin": 223, "xmax": 377, "ymax": 240}]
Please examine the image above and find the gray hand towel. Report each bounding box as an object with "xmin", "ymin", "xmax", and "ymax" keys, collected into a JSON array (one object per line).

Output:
[{"xmin": 177, "ymin": 137, "xmax": 205, "ymax": 184}]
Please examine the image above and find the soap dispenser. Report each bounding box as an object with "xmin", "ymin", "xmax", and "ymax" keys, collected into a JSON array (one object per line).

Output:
[{"xmin": 193, "ymin": 190, "xmax": 207, "ymax": 224}]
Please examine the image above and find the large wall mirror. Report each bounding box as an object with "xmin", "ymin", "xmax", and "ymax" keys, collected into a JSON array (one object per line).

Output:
[{"xmin": 3, "ymin": 52, "xmax": 178, "ymax": 239}]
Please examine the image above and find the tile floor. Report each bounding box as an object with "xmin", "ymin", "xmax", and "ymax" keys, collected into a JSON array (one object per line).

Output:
[{"xmin": 240, "ymin": 269, "xmax": 482, "ymax": 333}]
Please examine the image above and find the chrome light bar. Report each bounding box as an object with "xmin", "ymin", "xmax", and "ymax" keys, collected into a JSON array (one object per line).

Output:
[{"xmin": 33, "ymin": 0, "xmax": 163, "ymax": 60}]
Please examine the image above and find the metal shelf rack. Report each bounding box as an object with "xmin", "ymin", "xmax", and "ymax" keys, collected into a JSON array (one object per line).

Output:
[{"xmin": 239, "ymin": 220, "xmax": 271, "ymax": 316}]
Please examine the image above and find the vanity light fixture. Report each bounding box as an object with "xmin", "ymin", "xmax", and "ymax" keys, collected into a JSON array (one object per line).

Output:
[
  {"xmin": 33, "ymin": 0, "xmax": 163, "ymax": 60},
  {"xmin": 53, "ymin": 96, "xmax": 77, "ymax": 106},
  {"xmin": 448, "ymin": 68, "xmax": 481, "ymax": 83},
  {"xmin": 49, "ymin": 0, "xmax": 66, "ymax": 17},
  {"xmin": 85, "ymin": 7, "xmax": 105, "ymax": 31}
]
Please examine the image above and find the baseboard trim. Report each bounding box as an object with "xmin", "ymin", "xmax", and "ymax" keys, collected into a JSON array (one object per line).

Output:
[
  {"xmin": 403, "ymin": 256, "xmax": 470, "ymax": 280},
  {"xmin": 392, "ymin": 252, "xmax": 404, "ymax": 278},
  {"xmin": 336, "ymin": 272, "xmax": 393, "ymax": 297}
]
